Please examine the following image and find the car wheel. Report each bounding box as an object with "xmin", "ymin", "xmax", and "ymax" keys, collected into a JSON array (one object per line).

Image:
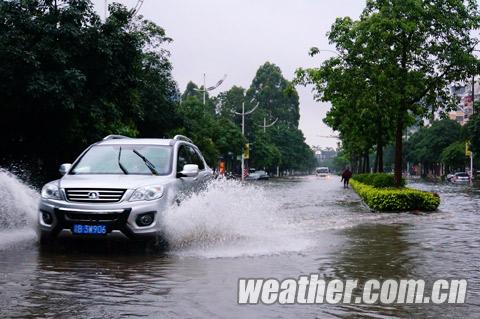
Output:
[{"xmin": 38, "ymin": 230, "xmax": 57, "ymax": 245}]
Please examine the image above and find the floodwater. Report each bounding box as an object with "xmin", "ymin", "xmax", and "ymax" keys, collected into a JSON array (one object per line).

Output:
[{"xmin": 0, "ymin": 171, "xmax": 479, "ymax": 318}]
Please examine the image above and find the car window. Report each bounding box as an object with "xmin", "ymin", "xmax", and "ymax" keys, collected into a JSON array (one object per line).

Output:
[
  {"xmin": 191, "ymin": 148, "xmax": 205, "ymax": 170},
  {"xmin": 177, "ymin": 145, "xmax": 191, "ymax": 172},
  {"xmin": 177, "ymin": 144, "xmax": 206, "ymax": 171}
]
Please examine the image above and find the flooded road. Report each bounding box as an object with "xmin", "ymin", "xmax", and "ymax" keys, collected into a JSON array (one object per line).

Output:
[{"xmin": 0, "ymin": 172, "xmax": 479, "ymax": 318}]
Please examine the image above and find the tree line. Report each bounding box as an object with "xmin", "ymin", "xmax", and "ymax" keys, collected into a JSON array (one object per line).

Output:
[
  {"xmin": 406, "ymin": 117, "xmax": 480, "ymax": 177},
  {"xmin": 0, "ymin": 0, "xmax": 315, "ymax": 183},
  {"xmin": 296, "ymin": 0, "xmax": 480, "ymax": 186}
]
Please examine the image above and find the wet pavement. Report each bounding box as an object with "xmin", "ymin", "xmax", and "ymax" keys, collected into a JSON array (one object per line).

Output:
[{"xmin": 0, "ymin": 174, "xmax": 479, "ymax": 318}]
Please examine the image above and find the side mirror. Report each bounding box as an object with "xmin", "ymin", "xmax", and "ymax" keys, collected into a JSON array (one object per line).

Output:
[
  {"xmin": 59, "ymin": 163, "xmax": 72, "ymax": 176},
  {"xmin": 177, "ymin": 164, "xmax": 199, "ymax": 178}
]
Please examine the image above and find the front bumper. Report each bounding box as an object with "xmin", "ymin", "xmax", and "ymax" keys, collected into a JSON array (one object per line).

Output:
[{"xmin": 39, "ymin": 198, "xmax": 165, "ymax": 238}]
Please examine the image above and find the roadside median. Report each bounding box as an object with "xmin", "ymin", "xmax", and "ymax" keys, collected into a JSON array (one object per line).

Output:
[{"xmin": 350, "ymin": 173, "xmax": 440, "ymax": 212}]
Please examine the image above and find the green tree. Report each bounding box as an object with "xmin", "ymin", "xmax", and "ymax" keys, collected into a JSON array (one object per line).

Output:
[
  {"xmin": 440, "ymin": 141, "xmax": 467, "ymax": 172},
  {"xmin": 175, "ymin": 96, "xmax": 245, "ymax": 167},
  {"xmin": 0, "ymin": 0, "xmax": 178, "ymax": 179},
  {"xmin": 466, "ymin": 112, "xmax": 480, "ymax": 154},
  {"xmin": 247, "ymin": 62, "xmax": 300, "ymax": 128},
  {"xmin": 405, "ymin": 119, "xmax": 463, "ymax": 175},
  {"xmin": 297, "ymin": 0, "xmax": 480, "ymax": 185},
  {"xmin": 297, "ymin": 53, "xmax": 395, "ymax": 173},
  {"xmin": 245, "ymin": 62, "xmax": 315, "ymax": 173},
  {"xmin": 215, "ymin": 85, "xmax": 246, "ymax": 123}
]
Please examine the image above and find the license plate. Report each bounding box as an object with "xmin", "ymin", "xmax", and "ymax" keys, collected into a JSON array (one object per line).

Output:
[{"xmin": 72, "ymin": 224, "xmax": 107, "ymax": 235}]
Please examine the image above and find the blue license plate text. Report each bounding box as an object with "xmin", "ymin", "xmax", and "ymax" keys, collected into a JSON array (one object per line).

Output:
[{"xmin": 72, "ymin": 224, "xmax": 107, "ymax": 235}]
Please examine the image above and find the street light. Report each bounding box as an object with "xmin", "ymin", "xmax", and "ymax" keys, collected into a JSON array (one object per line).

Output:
[
  {"xmin": 257, "ymin": 117, "xmax": 278, "ymax": 133},
  {"xmin": 104, "ymin": 0, "xmax": 144, "ymax": 20},
  {"xmin": 316, "ymin": 134, "xmax": 340, "ymax": 139},
  {"xmin": 194, "ymin": 73, "xmax": 227, "ymax": 105},
  {"xmin": 132, "ymin": 0, "xmax": 145, "ymax": 16},
  {"xmin": 309, "ymin": 47, "xmax": 341, "ymax": 57},
  {"xmin": 232, "ymin": 101, "xmax": 259, "ymax": 181}
]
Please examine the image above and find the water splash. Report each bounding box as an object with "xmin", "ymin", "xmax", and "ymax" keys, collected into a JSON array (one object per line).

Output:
[
  {"xmin": 162, "ymin": 179, "xmax": 313, "ymax": 258},
  {"xmin": 0, "ymin": 169, "xmax": 39, "ymax": 249}
]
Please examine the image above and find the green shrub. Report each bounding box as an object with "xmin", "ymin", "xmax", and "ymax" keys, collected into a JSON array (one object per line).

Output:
[
  {"xmin": 353, "ymin": 173, "xmax": 405, "ymax": 188},
  {"xmin": 350, "ymin": 179, "xmax": 440, "ymax": 212}
]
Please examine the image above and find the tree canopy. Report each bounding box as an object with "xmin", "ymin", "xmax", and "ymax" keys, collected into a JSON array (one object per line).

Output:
[
  {"xmin": 0, "ymin": 0, "xmax": 178, "ymax": 178},
  {"xmin": 297, "ymin": 0, "xmax": 480, "ymax": 185},
  {"xmin": 0, "ymin": 1, "xmax": 315, "ymax": 181}
]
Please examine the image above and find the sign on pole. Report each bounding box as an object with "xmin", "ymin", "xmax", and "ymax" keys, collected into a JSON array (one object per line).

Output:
[
  {"xmin": 243, "ymin": 143, "xmax": 250, "ymax": 160},
  {"xmin": 466, "ymin": 141, "xmax": 472, "ymax": 157}
]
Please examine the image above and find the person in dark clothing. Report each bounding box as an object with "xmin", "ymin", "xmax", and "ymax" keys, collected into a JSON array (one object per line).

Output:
[{"xmin": 341, "ymin": 167, "xmax": 353, "ymax": 188}]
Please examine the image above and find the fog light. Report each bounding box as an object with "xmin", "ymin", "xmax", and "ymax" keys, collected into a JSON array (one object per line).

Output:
[
  {"xmin": 136, "ymin": 212, "xmax": 155, "ymax": 227},
  {"xmin": 42, "ymin": 211, "xmax": 53, "ymax": 225}
]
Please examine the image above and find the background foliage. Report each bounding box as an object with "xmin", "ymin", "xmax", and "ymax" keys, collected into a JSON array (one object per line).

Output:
[{"xmin": 0, "ymin": 0, "xmax": 315, "ymax": 182}]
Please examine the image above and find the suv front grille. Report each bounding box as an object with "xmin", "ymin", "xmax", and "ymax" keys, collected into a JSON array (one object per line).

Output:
[
  {"xmin": 64, "ymin": 212, "xmax": 122, "ymax": 222},
  {"xmin": 65, "ymin": 189, "xmax": 126, "ymax": 203}
]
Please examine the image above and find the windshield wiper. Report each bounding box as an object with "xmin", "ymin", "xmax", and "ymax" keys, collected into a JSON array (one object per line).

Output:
[
  {"xmin": 118, "ymin": 147, "xmax": 129, "ymax": 175},
  {"xmin": 133, "ymin": 149, "xmax": 158, "ymax": 175}
]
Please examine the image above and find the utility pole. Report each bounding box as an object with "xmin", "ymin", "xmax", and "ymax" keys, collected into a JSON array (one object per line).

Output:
[
  {"xmin": 194, "ymin": 73, "xmax": 227, "ymax": 105},
  {"xmin": 232, "ymin": 102, "xmax": 259, "ymax": 181},
  {"xmin": 471, "ymin": 76, "xmax": 475, "ymax": 186}
]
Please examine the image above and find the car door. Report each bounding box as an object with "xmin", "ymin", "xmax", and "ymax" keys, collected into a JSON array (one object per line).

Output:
[
  {"xmin": 176, "ymin": 144, "xmax": 197, "ymax": 200},
  {"xmin": 190, "ymin": 147, "xmax": 212, "ymax": 188}
]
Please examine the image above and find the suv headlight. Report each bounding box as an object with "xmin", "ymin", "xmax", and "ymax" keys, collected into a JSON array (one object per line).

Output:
[
  {"xmin": 41, "ymin": 183, "xmax": 61, "ymax": 200},
  {"xmin": 129, "ymin": 185, "xmax": 164, "ymax": 202}
]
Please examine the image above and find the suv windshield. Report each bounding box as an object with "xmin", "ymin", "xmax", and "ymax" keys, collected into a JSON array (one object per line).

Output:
[{"xmin": 71, "ymin": 145, "xmax": 172, "ymax": 175}]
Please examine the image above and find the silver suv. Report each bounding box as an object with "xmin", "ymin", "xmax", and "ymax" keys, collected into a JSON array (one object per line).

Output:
[{"xmin": 38, "ymin": 135, "xmax": 212, "ymax": 242}]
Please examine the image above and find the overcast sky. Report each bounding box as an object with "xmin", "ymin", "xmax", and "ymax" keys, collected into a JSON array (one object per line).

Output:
[{"xmin": 92, "ymin": 0, "xmax": 366, "ymax": 148}]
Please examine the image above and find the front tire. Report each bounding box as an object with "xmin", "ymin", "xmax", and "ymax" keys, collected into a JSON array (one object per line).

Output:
[{"xmin": 38, "ymin": 230, "xmax": 57, "ymax": 245}]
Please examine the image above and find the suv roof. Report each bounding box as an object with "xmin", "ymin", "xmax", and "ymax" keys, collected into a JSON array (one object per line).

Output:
[{"xmin": 96, "ymin": 135, "xmax": 193, "ymax": 146}]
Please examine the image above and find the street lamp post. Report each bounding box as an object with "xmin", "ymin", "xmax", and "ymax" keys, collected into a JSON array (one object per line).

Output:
[
  {"xmin": 232, "ymin": 102, "xmax": 259, "ymax": 181},
  {"xmin": 469, "ymin": 50, "xmax": 480, "ymax": 186},
  {"xmin": 471, "ymin": 76, "xmax": 474, "ymax": 186},
  {"xmin": 194, "ymin": 73, "xmax": 227, "ymax": 105},
  {"xmin": 257, "ymin": 117, "xmax": 278, "ymax": 173},
  {"xmin": 257, "ymin": 117, "xmax": 278, "ymax": 133}
]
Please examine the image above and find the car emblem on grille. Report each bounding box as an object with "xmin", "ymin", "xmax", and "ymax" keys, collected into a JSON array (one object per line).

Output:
[{"xmin": 87, "ymin": 191, "xmax": 100, "ymax": 199}]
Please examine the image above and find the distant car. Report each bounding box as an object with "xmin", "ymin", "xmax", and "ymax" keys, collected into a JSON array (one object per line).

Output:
[
  {"xmin": 246, "ymin": 170, "xmax": 269, "ymax": 180},
  {"xmin": 315, "ymin": 167, "xmax": 329, "ymax": 177},
  {"xmin": 451, "ymin": 172, "xmax": 470, "ymax": 183}
]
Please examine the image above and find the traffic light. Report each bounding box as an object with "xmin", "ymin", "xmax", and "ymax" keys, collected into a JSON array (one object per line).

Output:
[{"xmin": 243, "ymin": 143, "xmax": 250, "ymax": 159}]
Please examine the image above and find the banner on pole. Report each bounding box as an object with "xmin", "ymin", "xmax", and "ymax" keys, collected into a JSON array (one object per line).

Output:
[
  {"xmin": 243, "ymin": 143, "xmax": 250, "ymax": 159},
  {"xmin": 466, "ymin": 141, "xmax": 472, "ymax": 157}
]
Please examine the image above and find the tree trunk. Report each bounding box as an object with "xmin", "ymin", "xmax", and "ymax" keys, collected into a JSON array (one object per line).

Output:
[
  {"xmin": 365, "ymin": 152, "xmax": 370, "ymax": 173},
  {"xmin": 394, "ymin": 116, "xmax": 404, "ymax": 187},
  {"xmin": 373, "ymin": 149, "xmax": 379, "ymax": 173},
  {"xmin": 375, "ymin": 114, "xmax": 383, "ymax": 173},
  {"xmin": 378, "ymin": 144, "xmax": 384, "ymax": 173}
]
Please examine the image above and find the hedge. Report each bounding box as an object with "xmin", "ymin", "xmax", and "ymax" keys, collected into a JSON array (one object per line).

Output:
[
  {"xmin": 353, "ymin": 173, "xmax": 405, "ymax": 188},
  {"xmin": 350, "ymin": 179, "xmax": 440, "ymax": 212}
]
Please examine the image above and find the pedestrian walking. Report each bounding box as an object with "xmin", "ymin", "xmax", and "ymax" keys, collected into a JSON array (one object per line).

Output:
[{"xmin": 341, "ymin": 167, "xmax": 352, "ymax": 189}]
